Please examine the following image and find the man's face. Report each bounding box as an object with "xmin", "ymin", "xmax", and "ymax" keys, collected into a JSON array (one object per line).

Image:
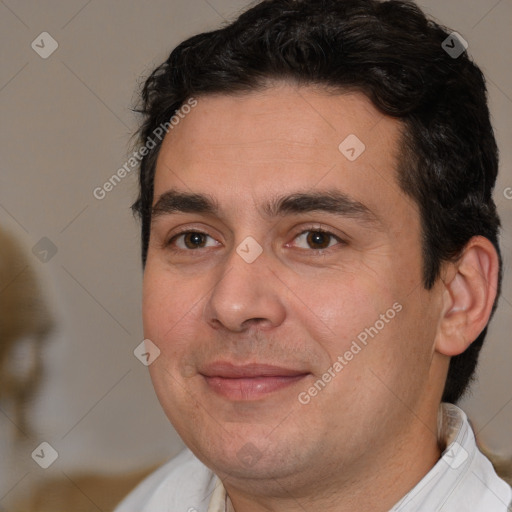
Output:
[{"xmin": 143, "ymin": 84, "xmax": 445, "ymax": 489}]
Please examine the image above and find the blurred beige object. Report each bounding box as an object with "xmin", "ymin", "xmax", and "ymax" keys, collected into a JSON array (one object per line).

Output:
[
  {"xmin": 480, "ymin": 446, "xmax": 512, "ymax": 486},
  {"xmin": 0, "ymin": 226, "xmax": 54, "ymax": 437},
  {"xmin": 472, "ymin": 421, "xmax": 512, "ymax": 485},
  {"xmin": 10, "ymin": 465, "xmax": 158, "ymax": 512}
]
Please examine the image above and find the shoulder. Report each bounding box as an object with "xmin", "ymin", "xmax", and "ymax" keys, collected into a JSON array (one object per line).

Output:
[
  {"xmin": 114, "ymin": 449, "xmax": 218, "ymax": 512},
  {"xmin": 458, "ymin": 446, "xmax": 512, "ymax": 511}
]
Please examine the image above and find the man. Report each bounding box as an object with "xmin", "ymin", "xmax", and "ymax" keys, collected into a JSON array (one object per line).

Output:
[{"xmin": 116, "ymin": 0, "xmax": 511, "ymax": 510}]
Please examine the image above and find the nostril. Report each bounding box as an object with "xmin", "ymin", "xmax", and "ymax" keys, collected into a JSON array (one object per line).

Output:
[{"xmin": 242, "ymin": 318, "xmax": 269, "ymax": 329}]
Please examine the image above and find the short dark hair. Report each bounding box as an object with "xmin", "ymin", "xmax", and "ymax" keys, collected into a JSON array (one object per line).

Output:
[{"xmin": 132, "ymin": 0, "xmax": 502, "ymax": 404}]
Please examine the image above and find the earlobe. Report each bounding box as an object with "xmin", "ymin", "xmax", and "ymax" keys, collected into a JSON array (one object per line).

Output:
[{"xmin": 435, "ymin": 236, "xmax": 499, "ymax": 357}]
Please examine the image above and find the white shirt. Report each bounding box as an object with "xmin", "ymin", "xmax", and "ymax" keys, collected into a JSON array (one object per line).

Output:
[{"xmin": 114, "ymin": 404, "xmax": 511, "ymax": 511}]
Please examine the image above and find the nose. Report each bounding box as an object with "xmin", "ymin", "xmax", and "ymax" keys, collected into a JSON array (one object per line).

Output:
[{"xmin": 203, "ymin": 246, "xmax": 286, "ymax": 333}]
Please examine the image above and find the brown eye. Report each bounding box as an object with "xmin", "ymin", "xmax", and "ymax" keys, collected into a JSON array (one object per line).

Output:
[
  {"xmin": 306, "ymin": 231, "xmax": 332, "ymax": 249},
  {"xmin": 291, "ymin": 230, "xmax": 342, "ymax": 250},
  {"xmin": 169, "ymin": 231, "xmax": 219, "ymax": 251},
  {"xmin": 183, "ymin": 232, "xmax": 208, "ymax": 249}
]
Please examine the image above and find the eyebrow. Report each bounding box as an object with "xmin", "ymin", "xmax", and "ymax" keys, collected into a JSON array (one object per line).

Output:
[
  {"xmin": 151, "ymin": 190, "xmax": 219, "ymax": 219},
  {"xmin": 151, "ymin": 189, "xmax": 379, "ymax": 226}
]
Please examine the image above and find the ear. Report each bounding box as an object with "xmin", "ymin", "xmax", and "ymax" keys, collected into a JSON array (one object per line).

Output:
[{"xmin": 435, "ymin": 236, "xmax": 500, "ymax": 357}]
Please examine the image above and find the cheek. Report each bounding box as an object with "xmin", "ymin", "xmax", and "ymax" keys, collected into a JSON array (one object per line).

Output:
[
  {"xmin": 142, "ymin": 264, "xmax": 204, "ymax": 342},
  {"xmin": 142, "ymin": 272, "xmax": 210, "ymax": 391},
  {"xmin": 299, "ymin": 262, "xmax": 428, "ymax": 381},
  {"xmin": 358, "ymin": 289, "xmax": 439, "ymax": 404},
  {"xmin": 299, "ymin": 268, "xmax": 397, "ymax": 336},
  {"xmin": 142, "ymin": 268, "xmax": 206, "ymax": 413},
  {"xmin": 142, "ymin": 263, "xmax": 227, "ymax": 382}
]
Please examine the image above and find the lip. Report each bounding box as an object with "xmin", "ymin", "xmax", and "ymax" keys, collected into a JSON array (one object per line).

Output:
[{"xmin": 200, "ymin": 362, "xmax": 310, "ymax": 401}]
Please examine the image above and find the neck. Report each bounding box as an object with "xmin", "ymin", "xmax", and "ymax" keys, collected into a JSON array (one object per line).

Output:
[{"xmin": 224, "ymin": 413, "xmax": 441, "ymax": 512}]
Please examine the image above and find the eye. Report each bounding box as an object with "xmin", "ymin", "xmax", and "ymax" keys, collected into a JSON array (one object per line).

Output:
[
  {"xmin": 292, "ymin": 230, "xmax": 342, "ymax": 250},
  {"xmin": 169, "ymin": 231, "xmax": 220, "ymax": 250}
]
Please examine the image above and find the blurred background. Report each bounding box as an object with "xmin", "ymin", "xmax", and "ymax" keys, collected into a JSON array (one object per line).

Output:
[{"xmin": 0, "ymin": 0, "xmax": 511, "ymax": 510}]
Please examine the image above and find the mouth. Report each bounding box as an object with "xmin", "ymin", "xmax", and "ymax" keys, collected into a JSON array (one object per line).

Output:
[{"xmin": 200, "ymin": 362, "xmax": 310, "ymax": 401}]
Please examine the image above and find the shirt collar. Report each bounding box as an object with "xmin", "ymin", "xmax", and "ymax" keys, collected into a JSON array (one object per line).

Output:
[
  {"xmin": 208, "ymin": 477, "xmax": 234, "ymax": 512},
  {"xmin": 391, "ymin": 402, "xmax": 473, "ymax": 511}
]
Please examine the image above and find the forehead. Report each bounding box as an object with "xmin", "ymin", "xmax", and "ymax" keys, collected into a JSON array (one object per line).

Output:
[{"xmin": 153, "ymin": 84, "xmax": 407, "ymax": 218}]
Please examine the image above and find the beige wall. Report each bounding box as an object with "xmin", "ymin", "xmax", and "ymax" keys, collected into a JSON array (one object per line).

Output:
[{"xmin": 1, "ymin": 0, "xmax": 510, "ymax": 505}]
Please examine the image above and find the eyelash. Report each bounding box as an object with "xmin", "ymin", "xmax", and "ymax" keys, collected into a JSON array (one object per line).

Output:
[
  {"xmin": 165, "ymin": 230, "xmax": 218, "ymax": 251},
  {"xmin": 289, "ymin": 228, "xmax": 344, "ymax": 250},
  {"xmin": 165, "ymin": 227, "xmax": 344, "ymax": 252}
]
